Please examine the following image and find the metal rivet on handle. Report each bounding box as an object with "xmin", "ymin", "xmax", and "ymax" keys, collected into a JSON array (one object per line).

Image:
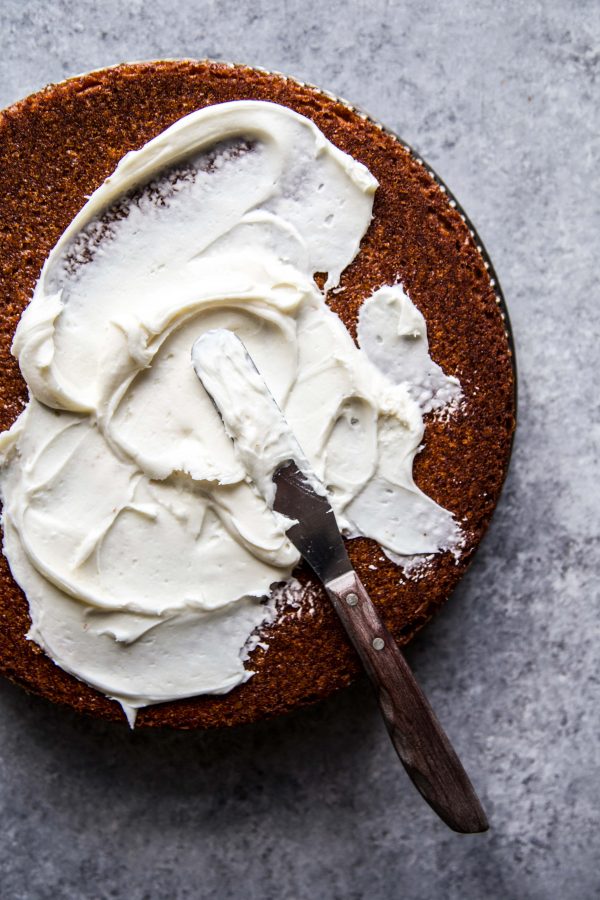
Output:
[
  {"xmin": 346, "ymin": 592, "xmax": 358, "ymax": 607},
  {"xmin": 372, "ymin": 637, "xmax": 385, "ymax": 651}
]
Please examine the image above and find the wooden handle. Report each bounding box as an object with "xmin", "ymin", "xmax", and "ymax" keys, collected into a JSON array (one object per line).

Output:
[{"xmin": 326, "ymin": 570, "xmax": 488, "ymax": 833}]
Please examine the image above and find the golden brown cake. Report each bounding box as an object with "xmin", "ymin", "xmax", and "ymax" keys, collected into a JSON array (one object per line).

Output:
[{"xmin": 0, "ymin": 60, "xmax": 515, "ymax": 727}]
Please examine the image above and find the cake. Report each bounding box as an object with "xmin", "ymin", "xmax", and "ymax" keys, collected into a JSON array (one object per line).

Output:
[{"xmin": 0, "ymin": 60, "xmax": 515, "ymax": 728}]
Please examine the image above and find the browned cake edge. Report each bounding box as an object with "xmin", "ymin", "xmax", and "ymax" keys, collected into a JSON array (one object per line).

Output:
[{"xmin": 0, "ymin": 60, "xmax": 516, "ymax": 728}]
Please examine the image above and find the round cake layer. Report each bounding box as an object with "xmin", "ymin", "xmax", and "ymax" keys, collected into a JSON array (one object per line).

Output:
[{"xmin": 0, "ymin": 60, "xmax": 515, "ymax": 728}]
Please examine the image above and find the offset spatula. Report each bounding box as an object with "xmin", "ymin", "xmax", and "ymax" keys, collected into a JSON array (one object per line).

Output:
[{"xmin": 192, "ymin": 329, "xmax": 488, "ymax": 834}]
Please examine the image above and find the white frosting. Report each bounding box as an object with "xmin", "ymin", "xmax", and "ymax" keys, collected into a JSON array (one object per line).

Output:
[
  {"xmin": 357, "ymin": 285, "xmax": 462, "ymax": 414},
  {"xmin": 0, "ymin": 100, "xmax": 462, "ymax": 724}
]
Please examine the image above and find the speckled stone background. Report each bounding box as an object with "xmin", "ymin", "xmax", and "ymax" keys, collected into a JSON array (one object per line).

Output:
[{"xmin": 0, "ymin": 1, "xmax": 598, "ymax": 898}]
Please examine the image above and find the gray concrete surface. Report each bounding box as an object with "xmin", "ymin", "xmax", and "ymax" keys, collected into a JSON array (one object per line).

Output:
[{"xmin": 0, "ymin": 1, "xmax": 598, "ymax": 897}]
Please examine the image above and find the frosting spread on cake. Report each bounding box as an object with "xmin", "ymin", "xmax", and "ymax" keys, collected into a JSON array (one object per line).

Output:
[{"xmin": 0, "ymin": 101, "xmax": 462, "ymax": 724}]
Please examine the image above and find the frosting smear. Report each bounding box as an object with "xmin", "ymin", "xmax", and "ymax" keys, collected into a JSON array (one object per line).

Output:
[{"xmin": 0, "ymin": 101, "xmax": 462, "ymax": 724}]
